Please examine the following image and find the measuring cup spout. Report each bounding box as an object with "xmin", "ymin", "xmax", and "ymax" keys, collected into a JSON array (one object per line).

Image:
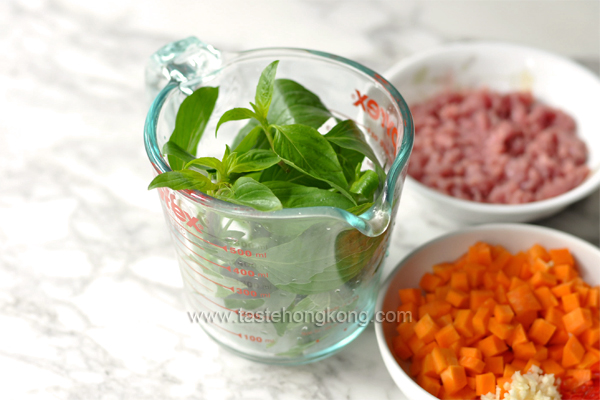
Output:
[{"xmin": 145, "ymin": 36, "xmax": 222, "ymax": 101}]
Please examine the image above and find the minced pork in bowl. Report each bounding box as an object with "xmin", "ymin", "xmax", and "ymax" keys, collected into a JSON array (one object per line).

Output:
[{"xmin": 384, "ymin": 42, "xmax": 600, "ymax": 224}]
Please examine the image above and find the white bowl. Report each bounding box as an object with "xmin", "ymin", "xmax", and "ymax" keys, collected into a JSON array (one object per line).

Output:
[
  {"xmin": 375, "ymin": 223, "xmax": 600, "ymax": 400},
  {"xmin": 385, "ymin": 41, "xmax": 600, "ymax": 223}
]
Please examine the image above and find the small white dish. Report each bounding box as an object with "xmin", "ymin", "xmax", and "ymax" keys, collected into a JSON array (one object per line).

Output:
[
  {"xmin": 385, "ymin": 41, "xmax": 600, "ymax": 223},
  {"xmin": 375, "ymin": 223, "xmax": 600, "ymax": 400}
]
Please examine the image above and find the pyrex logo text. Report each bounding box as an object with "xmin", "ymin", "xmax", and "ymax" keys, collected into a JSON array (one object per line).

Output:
[
  {"xmin": 353, "ymin": 89, "xmax": 399, "ymax": 150},
  {"xmin": 157, "ymin": 187, "xmax": 204, "ymax": 233}
]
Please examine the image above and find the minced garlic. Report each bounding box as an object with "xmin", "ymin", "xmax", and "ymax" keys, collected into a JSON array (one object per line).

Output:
[{"xmin": 481, "ymin": 365, "xmax": 561, "ymax": 400}]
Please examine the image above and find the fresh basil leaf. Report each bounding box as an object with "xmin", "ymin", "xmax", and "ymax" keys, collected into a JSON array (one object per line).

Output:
[
  {"xmin": 259, "ymin": 164, "xmax": 330, "ymax": 189},
  {"xmin": 168, "ymin": 86, "xmax": 219, "ymax": 170},
  {"xmin": 271, "ymin": 124, "xmax": 354, "ymax": 203},
  {"xmin": 228, "ymin": 149, "xmax": 280, "ymax": 174},
  {"xmin": 148, "ymin": 170, "xmax": 217, "ymax": 191},
  {"xmin": 325, "ymin": 120, "xmax": 383, "ymax": 170},
  {"xmin": 162, "ymin": 141, "xmax": 196, "ymax": 165},
  {"xmin": 216, "ymin": 107, "xmax": 257, "ymax": 135},
  {"xmin": 185, "ymin": 157, "xmax": 226, "ymax": 177},
  {"xmin": 254, "ymin": 60, "xmax": 279, "ymax": 119},
  {"xmin": 349, "ymin": 170, "xmax": 379, "ymax": 199},
  {"xmin": 332, "ymin": 143, "xmax": 365, "ymax": 184},
  {"xmin": 223, "ymin": 177, "xmax": 282, "ymax": 212},
  {"xmin": 268, "ymin": 79, "xmax": 334, "ymax": 128},
  {"xmin": 263, "ymin": 181, "xmax": 355, "ymax": 209},
  {"xmin": 233, "ymin": 125, "xmax": 264, "ymax": 154},
  {"xmin": 231, "ymin": 119, "xmax": 259, "ymax": 149},
  {"xmin": 346, "ymin": 202, "xmax": 372, "ymax": 215}
]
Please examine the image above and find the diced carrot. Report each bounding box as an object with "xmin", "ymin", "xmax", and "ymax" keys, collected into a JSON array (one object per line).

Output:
[
  {"xmin": 440, "ymin": 365, "xmax": 468, "ymax": 395},
  {"xmin": 586, "ymin": 287, "xmax": 599, "ymax": 308},
  {"xmin": 527, "ymin": 244, "xmax": 551, "ymax": 264},
  {"xmin": 470, "ymin": 290, "xmax": 495, "ymax": 311},
  {"xmin": 446, "ymin": 289, "xmax": 469, "ymax": 308},
  {"xmin": 392, "ymin": 336, "xmax": 412, "ymax": 360},
  {"xmin": 485, "ymin": 356, "xmax": 504, "ymax": 376},
  {"xmin": 407, "ymin": 335, "xmax": 426, "ymax": 354},
  {"xmin": 418, "ymin": 375, "xmax": 442, "ymax": 397},
  {"xmin": 553, "ymin": 264, "xmax": 577, "ymax": 283},
  {"xmin": 472, "ymin": 307, "xmax": 492, "ymax": 337},
  {"xmin": 511, "ymin": 359, "xmax": 527, "ymax": 371},
  {"xmin": 530, "ymin": 271, "xmax": 557, "ymax": 288},
  {"xmin": 477, "ymin": 335, "xmax": 508, "ymax": 358},
  {"xmin": 527, "ymin": 318, "xmax": 557, "ymax": 345},
  {"xmin": 578, "ymin": 351, "xmax": 600, "ymax": 369},
  {"xmin": 481, "ymin": 298, "xmax": 497, "ymax": 310},
  {"xmin": 433, "ymin": 263, "xmax": 455, "ymax": 283},
  {"xmin": 483, "ymin": 272, "xmax": 497, "ymax": 291},
  {"xmin": 497, "ymin": 376, "xmax": 511, "ymax": 399},
  {"xmin": 503, "ymin": 364, "xmax": 518, "ymax": 378},
  {"xmin": 460, "ymin": 347, "xmax": 482, "ymax": 359},
  {"xmin": 562, "ymin": 292, "xmax": 581, "ymax": 313},
  {"xmin": 548, "ymin": 345, "xmax": 563, "ymax": 362},
  {"xmin": 519, "ymin": 262, "xmax": 533, "ymax": 280},
  {"xmin": 494, "ymin": 304, "xmax": 514, "ymax": 324},
  {"xmin": 513, "ymin": 310, "xmax": 538, "ymax": 331},
  {"xmin": 450, "ymin": 271, "xmax": 470, "ymax": 292},
  {"xmin": 575, "ymin": 285, "xmax": 589, "ymax": 304},
  {"xmin": 418, "ymin": 300, "xmax": 453, "ymax": 320},
  {"xmin": 507, "ymin": 285, "xmax": 542, "ymax": 315},
  {"xmin": 549, "ymin": 248, "xmax": 575, "ymax": 267},
  {"xmin": 495, "ymin": 285, "xmax": 508, "ymax": 305},
  {"xmin": 548, "ymin": 327, "xmax": 570, "ymax": 345},
  {"xmin": 530, "ymin": 258, "xmax": 550, "ymax": 273},
  {"xmin": 509, "ymin": 276, "xmax": 527, "ymax": 291},
  {"xmin": 454, "ymin": 309, "xmax": 474, "ymax": 338},
  {"xmin": 508, "ymin": 324, "xmax": 528, "ymax": 347},
  {"xmin": 488, "ymin": 318, "xmax": 514, "ymax": 341},
  {"xmin": 523, "ymin": 359, "xmax": 541, "ymax": 374},
  {"xmin": 448, "ymin": 338, "xmax": 464, "ymax": 358},
  {"xmin": 580, "ymin": 327, "xmax": 600, "ymax": 346},
  {"xmin": 436, "ymin": 285, "xmax": 451, "ymax": 301},
  {"xmin": 533, "ymin": 344, "xmax": 548, "ymax": 361},
  {"xmin": 534, "ymin": 286, "xmax": 559, "ymax": 309},
  {"xmin": 562, "ymin": 335, "xmax": 585, "ymax": 368},
  {"xmin": 414, "ymin": 314, "xmax": 440, "ymax": 344},
  {"xmin": 564, "ymin": 369, "xmax": 592, "ymax": 390},
  {"xmin": 432, "ymin": 347, "xmax": 459, "ymax": 375},
  {"xmin": 425, "ymin": 293, "xmax": 436, "ymax": 303},
  {"xmin": 398, "ymin": 288, "xmax": 423, "ymax": 305},
  {"xmin": 551, "ymin": 282, "xmax": 572, "ymax": 298},
  {"xmin": 504, "ymin": 252, "xmax": 526, "ymax": 278},
  {"xmin": 422, "ymin": 353, "xmax": 439, "ymax": 377},
  {"xmin": 467, "ymin": 242, "xmax": 493, "ymax": 266},
  {"xmin": 541, "ymin": 359, "xmax": 565, "ymax": 377},
  {"xmin": 491, "ymin": 249, "xmax": 512, "ymax": 271},
  {"xmin": 502, "ymin": 351, "xmax": 514, "ymax": 365},
  {"xmin": 396, "ymin": 320, "xmax": 416, "ymax": 341},
  {"xmin": 475, "ymin": 372, "xmax": 496, "ymax": 396},
  {"xmin": 421, "ymin": 273, "xmax": 444, "ymax": 292},
  {"xmin": 460, "ymin": 356, "xmax": 485, "ymax": 375},
  {"xmin": 467, "ymin": 376, "xmax": 476, "ymax": 390},
  {"xmin": 544, "ymin": 306, "xmax": 564, "ymax": 327},
  {"xmin": 397, "ymin": 302, "xmax": 418, "ymax": 317},
  {"xmin": 436, "ymin": 324, "xmax": 461, "ymax": 348},
  {"xmin": 513, "ymin": 341, "xmax": 537, "ymax": 360},
  {"xmin": 414, "ymin": 341, "xmax": 440, "ymax": 360},
  {"xmin": 410, "ymin": 357, "xmax": 422, "ymax": 376},
  {"xmin": 563, "ymin": 307, "xmax": 593, "ymax": 336},
  {"xmin": 436, "ymin": 314, "xmax": 453, "ymax": 328},
  {"xmin": 440, "ymin": 386, "xmax": 477, "ymax": 400}
]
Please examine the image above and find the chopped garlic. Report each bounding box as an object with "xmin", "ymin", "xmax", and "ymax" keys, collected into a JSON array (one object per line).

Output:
[{"xmin": 480, "ymin": 365, "xmax": 561, "ymax": 400}]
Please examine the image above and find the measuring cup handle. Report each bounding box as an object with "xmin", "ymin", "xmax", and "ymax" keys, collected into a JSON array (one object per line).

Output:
[{"xmin": 145, "ymin": 36, "xmax": 222, "ymax": 103}]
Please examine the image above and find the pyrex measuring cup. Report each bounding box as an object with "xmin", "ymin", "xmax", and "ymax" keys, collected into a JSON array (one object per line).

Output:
[{"xmin": 144, "ymin": 37, "xmax": 414, "ymax": 365}]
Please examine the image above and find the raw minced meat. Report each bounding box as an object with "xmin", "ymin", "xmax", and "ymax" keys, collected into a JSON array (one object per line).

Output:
[{"xmin": 408, "ymin": 89, "xmax": 590, "ymax": 204}]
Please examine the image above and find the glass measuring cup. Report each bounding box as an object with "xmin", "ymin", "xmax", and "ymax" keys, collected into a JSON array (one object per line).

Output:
[{"xmin": 144, "ymin": 37, "xmax": 414, "ymax": 365}]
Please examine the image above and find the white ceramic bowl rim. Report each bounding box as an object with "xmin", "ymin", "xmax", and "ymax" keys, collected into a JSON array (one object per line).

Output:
[{"xmin": 385, "ymin": 41, "xmax": 600, "ymax": 214}]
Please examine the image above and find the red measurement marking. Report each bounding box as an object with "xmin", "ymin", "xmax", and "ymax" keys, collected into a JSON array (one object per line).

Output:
[
  {"xmin": 167, "ymin": 214, "xmax": 227, "ymax": 251},
  {"xmin": 181, "ymin": 258, "xmax": 234, "ymax": 292},
  {"xmin": 168, "ymin": 225, "xmax": 232, "ymax": 271},
  {"xmin": 211, "ymin": 323, "xmax": 242, "ymax": 338}
]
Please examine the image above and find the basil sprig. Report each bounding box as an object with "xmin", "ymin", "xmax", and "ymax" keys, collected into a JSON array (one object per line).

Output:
[{"xmin": 149, "ymin": 60, "xmax": 385, "ymax": 214}]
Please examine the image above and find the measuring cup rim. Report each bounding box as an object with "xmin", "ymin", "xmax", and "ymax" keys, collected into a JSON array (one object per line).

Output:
[{"xmin": 144, "ymin": 46, "xmax": 414, "ymax": 225}]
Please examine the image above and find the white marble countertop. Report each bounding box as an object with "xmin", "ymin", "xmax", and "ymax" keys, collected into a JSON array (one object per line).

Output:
[{"xmin": 1, "ymin": 1, "xmax": 598, "ymax": 399}]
